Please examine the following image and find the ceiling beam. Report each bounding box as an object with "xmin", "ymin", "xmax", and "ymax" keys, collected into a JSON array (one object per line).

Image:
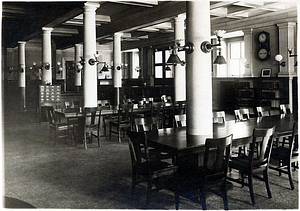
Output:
[{"xmin": 96, "ymin": 1, "xmax": 185, "ymax": 40}]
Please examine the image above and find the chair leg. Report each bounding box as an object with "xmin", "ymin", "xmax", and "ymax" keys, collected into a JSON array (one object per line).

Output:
[
  {"xmin": 84, "ymin": 131, "xmax": 87, "ymax": 149},
  {"xmin": 263, "ymin": 170, "xmax": 272, "ymax": 198},
  {"xmin": 97, "ymin": 131, "xmax": 101, "ymax": 147},
  {"xmin": 199, "ymin": 192, "xmax": 207, "ymax": 210},
  {"xmin": 223, "ymin": 183, "xmax": 229, "ymax": 210},
  {"xmin": 146, "ymin": 177, "xmax": 153, "ymax": 205},
  {"xmin": 175, "ymin": 192, "xmax": 179, "ymax": 210},
  {"xmin": 109, "ymin": 123, "xmax": 112, "ymax": 141},
  {"xmin": 287, "ymin": 162, "xmax": 294, "ymax": 190},
  {"xmin": 248, "ymin": 174, "xmax": 255, "ymax": 205}
]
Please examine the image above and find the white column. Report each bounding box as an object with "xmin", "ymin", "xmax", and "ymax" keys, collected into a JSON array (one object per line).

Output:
[
  {"xmin": 186, "ymin": 0, "xmax": 212, "ymax": 141},
  {"xmin": 243, "ymin": 28, "xmax": 253, "ymax": 77},
  {"xmin": 277, "ymin": 22, "xmax": 297, "ymax": 77},
  {"xmin": 113, "ymin": 32, "xmax": 123, "ymax": 105},
  {"xmin": 75, "ymin": 44, "xmax": 82, "ymax": 86},
  {"xmin": 174, "ymin": 15, "xmax": 186, "ymax": 102},
  {"xmin": 83, "ymin": 2, "xmax": 100, "ymax": 108},
  {"xmin": 42, "ymin": 27, "xmax": 53, "ymax": 85},
  {"xmin": 18, "ymin": 41, "xmax": 26, "ymax": 87}
]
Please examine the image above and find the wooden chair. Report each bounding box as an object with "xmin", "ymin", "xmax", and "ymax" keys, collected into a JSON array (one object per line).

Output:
[
  {"xmin": 213, "ymin": 111, "xmax": 226, "ymax": 123},
  {"xmin": 45, "ymin": 106, "xmax": 75, "ymax": 146},
  {"xmin": 174, "ymin": 114, "xmax": 186, "ymax": 128},
  {"xmin": 228, "ymin": 126, "xmax": 275, "ymax": 205},
  {"xmin": 256, "ymin": 106, "xmax": 271, "ymax": 117},
  {"xmin": 173, "ymin": 101, "xmax": 186, "ymax": 115},
  {"xmin": 83, "ymin": 108, "xmax": 102, "ymax": 149},
  {"xmin": 172, "ymin": 134, "xmax": 233, "ymax": 210},
  {"xmin": 127, "ymin": 130, "xmax": 178, "ymax": 205},
  {"xmin": 280, "ymin": 104, "xmax": 291, "ymax": 114},
  {"xmin": 109, "ymin": 104, "xmax": 133, "ymax": 143},
  {"xmin": 234, "ymin": 109, "xmax": 250, "ymax": 122},
  {"xmin": 270, "ymin": 122, "xmax": 298, "ymax": 190},
  {"xmin": 133, "ymin": 117, "xmax": 159, "ymax": 132}
]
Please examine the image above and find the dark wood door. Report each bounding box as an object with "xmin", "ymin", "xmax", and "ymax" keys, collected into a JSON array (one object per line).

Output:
[{"xmin": 66, "ymin": 61, "xmax": 76, "ymax": 92}]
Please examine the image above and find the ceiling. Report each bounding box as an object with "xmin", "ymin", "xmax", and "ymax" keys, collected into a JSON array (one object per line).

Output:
[{"xmin": 2, "ymin": 1, "xmax": 298, "ymax": 50}]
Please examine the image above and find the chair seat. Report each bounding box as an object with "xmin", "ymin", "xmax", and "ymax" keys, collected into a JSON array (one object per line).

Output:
[
  {"xmin": 230, "ymin": 156, "xmax": 268, "ymax": 172},
  {"xmin": 136, "ymin": 160, "xmax": 177, "ymax": 177},
  {"xmin": 50, "ymin": 123, "xmax": 73, "ymax": 130}
]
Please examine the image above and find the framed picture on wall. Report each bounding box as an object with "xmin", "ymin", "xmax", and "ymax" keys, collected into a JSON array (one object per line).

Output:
[{"xmin": 261, "ymin": 68, "xmax": 272, "ymax": 77}]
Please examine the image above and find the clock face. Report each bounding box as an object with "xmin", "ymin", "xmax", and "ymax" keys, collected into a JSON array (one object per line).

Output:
[
  {"xmin": 259, "ymin": 33, "xmax": 267, "ymax": 43},
  {"xmin": 258, "ymin": 48, "xmax": 269, "ymax": 60}
]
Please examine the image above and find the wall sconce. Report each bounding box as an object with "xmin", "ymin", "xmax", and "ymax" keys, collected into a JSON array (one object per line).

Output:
[
  {"xmin": 201, "ymin": 30, "xmax": 227, "ymax": 65},
  {"xmin": 44, "ymin": 63, "xmax": 50, "ymax": 70},
  {"xmin": 274, "ymin": 54, "xmax": 286, "ymax": 66},
  {"xmin": 288, "ymin": 47, "xmax": 297, "ymax": 66},
  {"xmin": 79, "ymin": 57, "xmax": 85, "ymax": 66},
  {"xmin": 89, "ymin": 53, "xmax": 101, "ymax": 66},
  {"xmin": 135, "ymin": 67, "xmax": 141, "ymax": 72},
  {"xmin": 76, "ymin": 63, "xmax": 83, "ymax": 73},
  {"xmin": 166, "ymin": 40, "xmax": 194, "ymax": 65},
  {"xmin": 57, "ymin": 62, "xmax": 63, "ymax": 74},
  {"xmin": 99, "ymin": 63, "xmax": 110, "ymax": 73},
  {"xmin": 165, "ymin": 65, "xmax": 171, "ymax": 71}
]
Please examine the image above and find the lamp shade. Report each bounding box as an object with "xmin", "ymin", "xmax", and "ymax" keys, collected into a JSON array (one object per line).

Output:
[
  {"xmin": 275, "ymin": 54, "xmax": 283, "ymax": 62},
  {"xmin": 165, "ymin": 65, "xmax": 171, "ymax": 71},
  {"xmin": 166, "ymin": 52, "xmax": 182, "ymax": 64},
  {"xmin": 213, "ymin": 55, "xmax": 227, "ymax": 64},
  {"xmin": 101, "ymin": 65, "xmax": 109, "ymax": 72}
]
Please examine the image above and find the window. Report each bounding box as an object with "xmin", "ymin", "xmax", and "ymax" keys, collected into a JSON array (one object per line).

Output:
[
  {"xmin": 154, "ymin": 49, "xmax": 174, "ymax": 79},
  {"xmin": 228, "ymin": 41, "xmax": 245, "ymax": 77}
]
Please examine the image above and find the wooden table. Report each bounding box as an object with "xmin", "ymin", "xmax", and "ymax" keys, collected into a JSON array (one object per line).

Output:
[{"xmin": 148, "ymin": 114, "xmax": 297, "ymax": 158}]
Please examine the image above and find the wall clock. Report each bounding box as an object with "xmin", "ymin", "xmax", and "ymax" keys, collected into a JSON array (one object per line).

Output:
[{"xmin": 257, "ymin": 31, "xmax": 270, "ymax": 61}]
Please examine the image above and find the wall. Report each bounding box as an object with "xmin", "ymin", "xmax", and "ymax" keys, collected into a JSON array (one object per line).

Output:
[{"xmin": 252, "ymin": 25, "xmax": 279, "ymax": 77}]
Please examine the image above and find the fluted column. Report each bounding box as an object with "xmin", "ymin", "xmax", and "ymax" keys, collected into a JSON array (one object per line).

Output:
[
  {"xmin": 18, "ymin": 41, "xmax": 26, "ymax": 87},
  {"xmin": 174, "ymin": 14, "xmax": 186, "ymax": 102},
  {"xmin": 113, "ymin": 32, "xmax": 123, "ymax": 105},
  {"xmin": 83, "ymin": 2, "xmax": 100, "ymax": 108},
  {"xmin": 186, "ymin": 0, "xmax": 212, "ymax": 142},
  {"xmin": 75, "ymin": 44, "xmax": 82, "ymax": 87},
  {"xmin": 42, "ymin": 27, "xmax": 53, "ymax": 85}
]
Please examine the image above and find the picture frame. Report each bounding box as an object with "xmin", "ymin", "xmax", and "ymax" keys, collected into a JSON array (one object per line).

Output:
[{"xmin": 261, "ymin": 68, "xmax": 272, "ymax": 77}]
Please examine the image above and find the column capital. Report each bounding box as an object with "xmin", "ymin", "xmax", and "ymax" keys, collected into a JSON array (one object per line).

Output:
[
  {"xmin": 18, "ymin": 41, "xmax": 26, "ymax": 45},
  {"xmin": 84, "ymin": 2, "xmax": 100, "ymax": 11},
  {"xmin": 75, "ymin": 43, "xmax": 82, "ymax": 47},
  {"xmin": 174, "ymin": 14, "xmax": 186, "ymax": 22},
  {"xmin": 42, "ymin": 27, "xmax": 53, "ymax": 33},
  {"xmin": 113, "ymin": 32, "xmax": 123, "ymax": 37},
  {"xmin": 242, "ymin": 28, "xmax": 253, "ymax": 35},
  {"xmin": 277, "ymin": 22, "xmax": 296, "ymax": 29}
]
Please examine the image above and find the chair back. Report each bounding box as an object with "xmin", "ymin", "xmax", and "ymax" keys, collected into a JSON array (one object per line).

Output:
[
  {"xmin": 84, "ymin": 108, "xmax": 101, "ymax": 128},
  {"xmin": 280, "ymin": 104, "xmax": 291, "ymax": 114},
  {"xmin": 203, "ymin": 134, "xmax": 232, "ymax": 178},
  {"xmin": 240, "ymin": 108, "xmax": 250, "ymax": 120},
  {"xmin": 45, "ymin": 106, "xmax": 57, "ymax": 126},
  {"xmin": 134, "ymin": 117, "xmax": 159, "ymax": 132},
  {"xmin": 127, "ymin": 130, "xmax": 159, "ymax": 168},
  {"xmin": 174, "ymin": 114, "xmax": 186, "ymax": 128},
  {"xmin": 281, "ymin": 122, "xmax": 298, "ymax": 160},
  {"xmin": 256, "ymin": 106, "xmax": 271, "ymax": 117},
  {"xmin": 174, "ymin": 101, "xmax": 186, "ymax": 115},
  {"xmin": 213, "ymin": 111, "xmax": 226, "ymax": 123},
  {"xmin": 234, "ymin": 109, "xmax": 242, "ymax": 122},
  {"xmin": 250, "ymin": 126, "xmax": 275, "ymax": 168}
]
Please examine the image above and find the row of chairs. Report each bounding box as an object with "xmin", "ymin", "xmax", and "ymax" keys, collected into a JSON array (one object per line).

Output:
[
  {"xmin": 126, "ymin": 114, "xmax": 298, "ymax": 209},
  {"xmin": 45, "ymin": 106, "xmax": 102, "ymax": 149}
]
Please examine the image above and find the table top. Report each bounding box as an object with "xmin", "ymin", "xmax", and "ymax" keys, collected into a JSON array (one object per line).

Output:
[{"xmin": 148, "ymin": 114, "xmax": 297, "ymax": 155}]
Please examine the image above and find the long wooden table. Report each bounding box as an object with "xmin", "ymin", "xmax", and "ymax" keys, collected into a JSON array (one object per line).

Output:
[{"xmin": 148, "ymin": 114, "xmax": 297, "ymax": 158}]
